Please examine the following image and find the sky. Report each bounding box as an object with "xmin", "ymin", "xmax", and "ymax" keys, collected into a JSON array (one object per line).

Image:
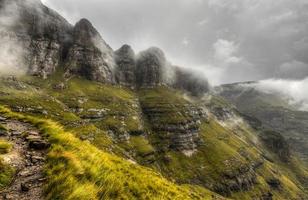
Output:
[{"xmin": 41, "ymin": 0, "xmax": 308, "ymax": 85}]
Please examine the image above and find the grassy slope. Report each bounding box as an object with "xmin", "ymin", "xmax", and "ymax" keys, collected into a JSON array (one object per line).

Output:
[
  {"xmin": 0, "ymin": 76, "xmax": 306, "ymax": 199},
  {"xmin": 0, "ymin": 106, "xmax": 224, "ymax": 200},
  {"xmin": 138, "ymin": 88, "xmax": 307, "ymax": 199}
]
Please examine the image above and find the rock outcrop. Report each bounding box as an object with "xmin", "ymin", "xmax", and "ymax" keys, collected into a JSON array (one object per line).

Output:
[
  {"xmin": 5, "ymin": 0, "xmax": 72, "ymax": 78},
  {"xmin": 141, "ymin": 103, "xmax": 206, "ymax": 154},
  {"xmin": 114, "ymin": 44, "xmax": 136, "ymax": 87},
  {"xmin": 64, "ymin": 19, "xmax": 114, "ymax": 83},
  {"xmin": 260, "ymin": 130, "xmax": 291, "ymax": 162},
  {"xmin": 135, "ymin": 47, "xmax": 167, "ymax": 88}
]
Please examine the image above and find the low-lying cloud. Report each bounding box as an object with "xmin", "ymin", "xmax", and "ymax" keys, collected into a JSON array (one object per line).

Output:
[{"xmin": 253, "ymin": 78, "xmax": 308, "ymax": 111}]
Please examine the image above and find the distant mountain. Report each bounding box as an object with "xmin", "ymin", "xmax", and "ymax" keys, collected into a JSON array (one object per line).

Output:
[{"xmin": 216, "ymin": 82, "xmax": 308, "ymax": 165}]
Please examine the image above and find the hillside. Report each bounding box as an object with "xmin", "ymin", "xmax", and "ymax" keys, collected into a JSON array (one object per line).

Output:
[
  {"xmin": 0, "ymin": 76, "xmax": 307, "ymax": 199},
  {"xmin": 216, "ymin": 82, "xmax": 308, "ymax": 166}
]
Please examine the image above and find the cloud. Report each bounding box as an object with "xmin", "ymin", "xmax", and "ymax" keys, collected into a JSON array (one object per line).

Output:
[
  {"xmin": 277, "ymin": 60, "xmax": 308, "ymax": 79},
  {"xmin": 213, "ymin": 39, "xmax": 241, "ymax": 64},
  {"xmin": 253, "ymin": 78, "xmax": 308, "ymax": 111}
]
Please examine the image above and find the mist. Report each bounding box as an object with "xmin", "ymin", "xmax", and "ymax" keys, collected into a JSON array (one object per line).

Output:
[
  {"xmin": 0, "ymin": 0, "xmax": 27, "ymax": 76},
  {"xmin": 253, "ymin": 78, "xmax": 308, "ymax": 111}
]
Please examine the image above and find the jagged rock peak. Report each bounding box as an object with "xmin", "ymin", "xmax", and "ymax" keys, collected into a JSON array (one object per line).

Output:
[
  {"xmin": 136, "ymin": 47, "xmax": 167, "ymax": 88},
  {"xmin": 73, "ymin": 18, "xmax": 100, "ymax": 46},
  {"xmin": 65, "ymin": 18, "xmax": 115, "ymax": 83},
  {"xmin": 115, "ymin": 44, "xmax": 135, "ymax": 58},
  {"xmin": 114, "ymin": 44, "xmax": 136, "ymax": 87}
]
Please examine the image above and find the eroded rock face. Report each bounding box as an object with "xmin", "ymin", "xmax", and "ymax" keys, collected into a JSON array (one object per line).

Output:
[
  {"xmin": 174, "ymin": 67, "xmax": 210, "ymax": 96},
  {"xmin": 260, "ymin": 130, "xmax": 291, "ymax": 162},
  {"xmin": 5, "ymin": 0, "xmax": 73, "ymax": 78},
  {"xmin": 136, "ymin": 47, "xmax": 167, "ymax": 88},
  {"xmin": 114, "ymin": 44, "xmax": 136, "ymax": 87},
  {"xmin": 141, "ymin": 104, "xmax": 206, "ymax": 154},
  {"xmin": 65, "ymin": 19, "xmax": 114, "ymax": 83}
]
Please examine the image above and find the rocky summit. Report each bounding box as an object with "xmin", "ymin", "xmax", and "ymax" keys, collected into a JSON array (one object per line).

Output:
[{"xmin": 0, "ymin": 1, "xmax": 307, "ymax": 200}]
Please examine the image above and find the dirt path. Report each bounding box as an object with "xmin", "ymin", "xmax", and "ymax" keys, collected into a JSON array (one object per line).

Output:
[{"xmin": 0, "ymin": 116, "xmax": 49, "ymax": 200}]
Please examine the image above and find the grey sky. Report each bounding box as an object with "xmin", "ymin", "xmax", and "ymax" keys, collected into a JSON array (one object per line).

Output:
[{"xmin": 42, "ymin": 0, "xmax": 308, "ymax": 85}]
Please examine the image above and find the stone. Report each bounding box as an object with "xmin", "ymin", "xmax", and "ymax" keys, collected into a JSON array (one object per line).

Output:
[
  {"xmin": 31, "ymin": 155, "xmax": 45, "ymax": 163},
  {"xmin": 29, "ymin": 139, "xmax": 50, "ymax": 150},
  {"xmin": 21, "ymin": 182, "xmax": 30, "ymax": 192}
]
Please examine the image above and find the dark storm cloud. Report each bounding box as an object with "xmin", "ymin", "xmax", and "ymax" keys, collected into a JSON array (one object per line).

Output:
[{"xmin": 42, "ymin": 0, "xmax": 308, "ymax": 85}]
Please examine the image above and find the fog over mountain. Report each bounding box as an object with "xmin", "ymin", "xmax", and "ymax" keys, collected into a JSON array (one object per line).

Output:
[{"xmin": 42, "ymin": 0, "xmax": 308, "ymax": 86}]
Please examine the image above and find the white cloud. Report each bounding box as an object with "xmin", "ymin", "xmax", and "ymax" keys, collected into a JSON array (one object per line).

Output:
[
  {"xmin": 253, "ymin": 78, "xmax": 308, "ymax": 111},
  {"xmin": 213, "ymin": 39, "xmax": 241, "ymax": 64}
]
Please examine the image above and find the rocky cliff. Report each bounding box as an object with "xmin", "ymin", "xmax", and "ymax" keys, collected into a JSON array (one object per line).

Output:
[
  {"xmin": 0, "ymin": 1, "xmax": 307, "ymax": 200},
  {"xmin": 1, "ymin": 0, "xmax": 211, "ymax": 94},
  {"xmin": 114, "ymin": 44, "xmax": 136, "ymax": 87},
  {"xmin": 64, "ymin": 18, "xmax": 114, "ymax": 83}
]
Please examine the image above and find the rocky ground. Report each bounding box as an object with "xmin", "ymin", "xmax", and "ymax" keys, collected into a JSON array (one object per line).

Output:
[{"xmin": 0, "ymin": 116, "xmax": 49, "ymax": 200}]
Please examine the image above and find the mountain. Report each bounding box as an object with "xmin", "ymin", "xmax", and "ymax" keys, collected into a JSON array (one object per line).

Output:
[
  {"xmin": 0, "ymin": 0, "xmax": 307, "ymax": 200},
  {"xmin": 216, "ymin": 82, "xmax": 308, "ymax": 166}
]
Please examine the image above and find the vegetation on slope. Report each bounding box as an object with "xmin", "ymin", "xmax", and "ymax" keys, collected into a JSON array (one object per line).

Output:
[
  {"xmin": 0, "ymin": 105, "xmax": 225, "ymax": 200},
  {"xmin": 0, "ymin": 135, "xmax": 14, "ymax": 189},
  {"xmin": 0, "ymin": 76, "xmax": 307, "ymax": 199}
]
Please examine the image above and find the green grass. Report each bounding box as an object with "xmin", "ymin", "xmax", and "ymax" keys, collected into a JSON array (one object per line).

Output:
[
  {"xmin": 0, "ymin": 158, "xmax": 15, "ymax": 189},
  {"xmin": 0, "ymin": 140, "xmax": 12, "ymax": 154},
  {"xmin": 0, "ymin": 105, "xmax": 226, "ymax": 200}
]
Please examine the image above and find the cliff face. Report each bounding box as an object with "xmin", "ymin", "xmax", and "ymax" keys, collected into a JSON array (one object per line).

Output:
[
  {"xmin": 0, "ymin": 0, "xmax": 72, "ymax": 78},
  {"xmin": 1, "ymin": 0, "xmax": 211, "ymax": 94},
  {"xmin": 1, "ymin": 0, "xmax": 115, "ymax": 82},
  {"xmin": 135, "ymin": 47, "xmax": 167, "ymax": 88},
  {"xmin": 64, "ymin": 19, "xmax": 114, "ymax": 83},
  {"xmin": 114, "ymin": 44, "xmax": 136, "ymax": 87}
]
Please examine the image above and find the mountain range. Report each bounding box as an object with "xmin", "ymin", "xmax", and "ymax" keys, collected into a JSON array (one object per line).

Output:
[{"xmin": 0, "ymin": 0, "xmax": 307, "ymax": 199}]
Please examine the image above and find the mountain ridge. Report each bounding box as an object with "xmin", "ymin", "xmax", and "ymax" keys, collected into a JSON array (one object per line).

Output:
[{"xmin": 0, "ymin": 0, "xmax": 307, "ymax": 199}]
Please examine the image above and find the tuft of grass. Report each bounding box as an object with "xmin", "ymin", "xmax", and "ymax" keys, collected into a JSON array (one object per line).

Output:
[
  {"xmin": 0, "ymin": 158, "xmax": 15, "ymax": 189},
  {"xmin": 0, "ymin": 140, "xmax": 12, "ymax": 154}
]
